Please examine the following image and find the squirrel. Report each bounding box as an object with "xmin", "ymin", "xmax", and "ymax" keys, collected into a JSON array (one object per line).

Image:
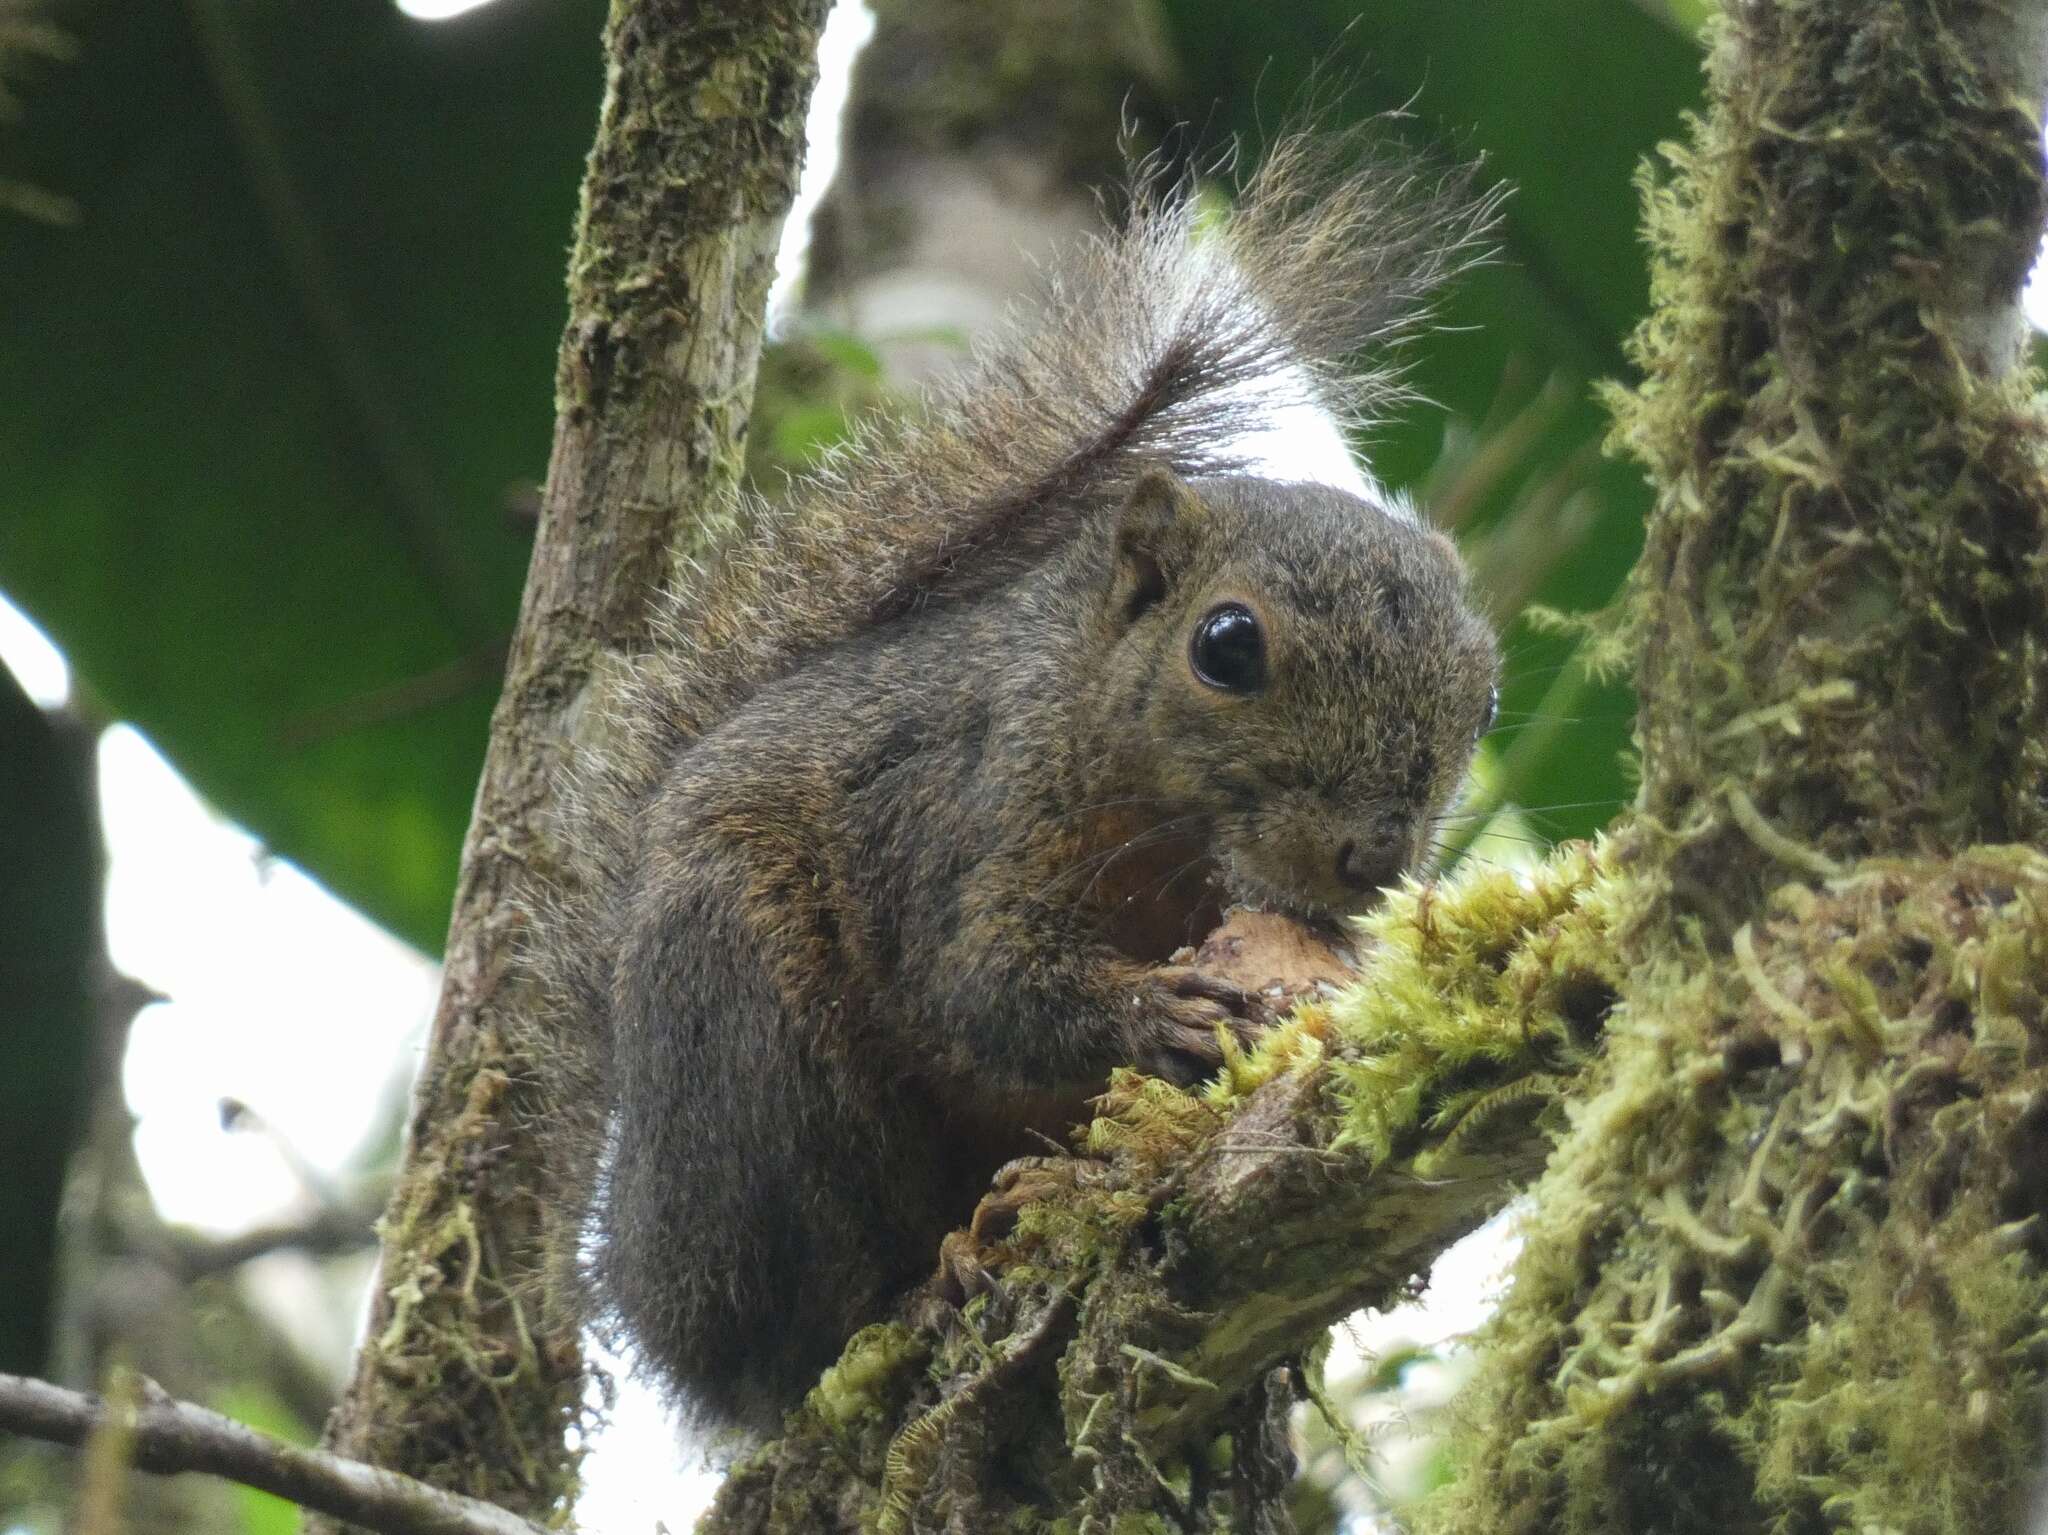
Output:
[{"xmin": 534, "ymin": 130, "xmax": 1503, "ymax": 1434}]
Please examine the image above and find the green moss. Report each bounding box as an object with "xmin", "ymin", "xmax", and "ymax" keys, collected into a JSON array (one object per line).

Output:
[
  {"xmin": 1605, "ymin": 10, "xmax": 2048, "ymax": 916},
  {"xmin": 1411, "ymin": 7, "xmax": 2048, "ymax": 1519},
  {"xmin": 332, "ymin": 1058, "xmax": 588, "ymax": 1523},
  {"xmin": 1322, "ymin": 840, "xmax": 1623, "ymax": 1169},
  {"xmin": 806, "ymin": 1323, "xmax": 929, "ymax": 1435},
  {"xmin": 1423, "ymin": 848, "xmax": 2048, "ymax": 1533}
]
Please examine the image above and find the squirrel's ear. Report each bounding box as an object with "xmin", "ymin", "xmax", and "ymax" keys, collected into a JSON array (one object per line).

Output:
[{"xmin": 1111, "ymin": 469, "xmax": 1202, "ymax": 622}]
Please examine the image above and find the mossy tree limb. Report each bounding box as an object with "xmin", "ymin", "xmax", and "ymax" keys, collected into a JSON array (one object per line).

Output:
[
  {"xmin": 1428, "ymin": 848, "xmax": 2048, "ymax": 1532},
  {"xmin": 1423, "ymin": 2, "xmax": 2048, "ymax": 1529},
  {"xmin": 699, "ymin": 849, "xmax": 1624, "ymax": 1533},
  {"xmin": 310, "ymin": 3, "xmax": 831, "ymax": 1526},
  {"xmin": 1623, "ymin": 0, "xmax": 2048, "ymax": 902}
]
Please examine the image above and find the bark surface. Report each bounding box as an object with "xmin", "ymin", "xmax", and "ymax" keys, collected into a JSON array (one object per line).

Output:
[{"xmin": 309, "ymin": 3, "xmax": 831, "ymax": 1525}]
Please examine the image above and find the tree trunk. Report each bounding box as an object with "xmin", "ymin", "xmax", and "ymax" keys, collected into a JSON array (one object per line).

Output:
[
  {"xmin": 1423, "ymin": 1, "xmax": 2048, "ymax": 1529},
  {"xmin": 308, "ymin": 4, "xmax": 832, "ymax": 1525}
]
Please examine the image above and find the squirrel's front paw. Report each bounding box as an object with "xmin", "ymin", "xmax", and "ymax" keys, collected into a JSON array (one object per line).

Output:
[{"xmin": 1127, "ymin": 965, "xmax": 1273, "ymax": 1086}]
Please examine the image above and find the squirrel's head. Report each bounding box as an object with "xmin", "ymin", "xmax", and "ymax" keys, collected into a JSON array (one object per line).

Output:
[{"xmin": 1086, "ymin": 468, "xmax": 1499, "ymax": 923}]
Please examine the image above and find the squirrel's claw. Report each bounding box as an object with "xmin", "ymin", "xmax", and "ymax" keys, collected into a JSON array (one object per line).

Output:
[
  {"xmin": 933, "ymin": 1156, "xmax": 1088, "ymax": 1307},
  {"xmin": 1129, "ymin": 965, "xmax": 1274, "ymax": 1085}
]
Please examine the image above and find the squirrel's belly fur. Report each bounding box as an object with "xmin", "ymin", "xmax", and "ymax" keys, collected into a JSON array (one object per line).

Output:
[{"xmin": 532, "ymin": 130, "xmax": 1503, "ymax": 1433}]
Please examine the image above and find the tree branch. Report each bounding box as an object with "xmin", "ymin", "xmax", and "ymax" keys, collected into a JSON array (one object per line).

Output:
[
  {"xmin": 311, "ymin": 1, "xmax": 835, "ymax": 1523},
  {"xmin": 167, "ymin": 1201, "xmax": 378, "ymax": 1281},
  {"xmin": 701, "ymin": 848, "xmax": 1620, "ymax": 1532},
  {"xmin": 0, "ymin": 1372, "xmax": 546, "ymax": 1535}
]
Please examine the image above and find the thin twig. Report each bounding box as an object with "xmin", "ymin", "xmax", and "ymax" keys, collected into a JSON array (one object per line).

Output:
[
  {"xmin": 169, "ymin": 1202, "xmax": 379, "ymax": 1280},
  {"xmin": 0, "ymin": 1372, "xmax": 548, "ymax": 1535}
]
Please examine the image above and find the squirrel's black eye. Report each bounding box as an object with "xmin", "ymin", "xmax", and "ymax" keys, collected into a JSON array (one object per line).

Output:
[{"xmin": 1190, "ymin": 603, "xmax": 1266, "ymax": 693}]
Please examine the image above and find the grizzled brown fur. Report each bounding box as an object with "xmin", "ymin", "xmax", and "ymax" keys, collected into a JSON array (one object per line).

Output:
[{"xmin": 535, "ymin": 132, "xmax": 1501, "ymax": 1433}]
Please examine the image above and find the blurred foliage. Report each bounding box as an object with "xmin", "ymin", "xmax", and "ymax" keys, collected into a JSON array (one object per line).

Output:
[
  {"xmin": 1294, "ymin": 1336, "xmax": 1474, "ymax": 1532},
  {"xmin": 0, "ymin": 0, "xmax": 77, "ymax": 222},
  {"xmin": 746, "ymin": 324, "xmax": 894, "ymax": 488},
  {"xmin": 0, "ymin": 0, "xmax": 1703, "ymax": 950},
  {"xmin": 213, "ymin": 1382, "xmax": 312, "ymax": 1535},
  {"xmin": 0, "ymin": 0, "xmax": 603, "ymax": 951}
]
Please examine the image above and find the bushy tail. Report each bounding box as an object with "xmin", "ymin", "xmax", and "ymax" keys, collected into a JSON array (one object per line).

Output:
[
  {"xmin": 637, "ymin": 124, "xmax": 1498, "ymax": 753},
  {"xmin": 525, "ymin": 125, "xmax": 1497, "ymax": 1337}
]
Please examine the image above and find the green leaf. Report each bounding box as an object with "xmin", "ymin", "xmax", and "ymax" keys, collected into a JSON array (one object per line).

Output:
[{"xmin": 0, "ymin": 0, "xmax": 607, "ymax": 950}]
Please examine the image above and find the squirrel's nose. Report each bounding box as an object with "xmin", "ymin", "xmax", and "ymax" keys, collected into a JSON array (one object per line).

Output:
[{"xmin": 1335, "ymin": 837, "xmax": 1404, "ymax": 894}]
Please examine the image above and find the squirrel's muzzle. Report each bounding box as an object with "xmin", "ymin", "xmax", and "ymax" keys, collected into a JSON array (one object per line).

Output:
[{"xmin": 1334, "ymin": 835, "xmax": 1406, "ymax": 896}]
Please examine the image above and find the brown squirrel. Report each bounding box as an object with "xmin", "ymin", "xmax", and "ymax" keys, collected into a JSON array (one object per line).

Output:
[{"xmin": 536, "ymin": 132, "xmax": 1502, "ymax": 1433}]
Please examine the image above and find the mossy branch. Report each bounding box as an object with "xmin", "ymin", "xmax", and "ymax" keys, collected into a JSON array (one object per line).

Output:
[
  {"xmin": 698, "ymin": 847, "xmax": 1621, "ymax": 1533},
  {"xmin": 310, "ymin": 2, "xmax": 832, "ymax": 1525}
]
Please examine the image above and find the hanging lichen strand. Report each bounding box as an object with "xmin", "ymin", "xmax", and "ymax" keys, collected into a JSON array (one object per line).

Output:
[{"xmin": 1422, "ymin": 4, "xmax": 2048, "ymax": 1532}]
